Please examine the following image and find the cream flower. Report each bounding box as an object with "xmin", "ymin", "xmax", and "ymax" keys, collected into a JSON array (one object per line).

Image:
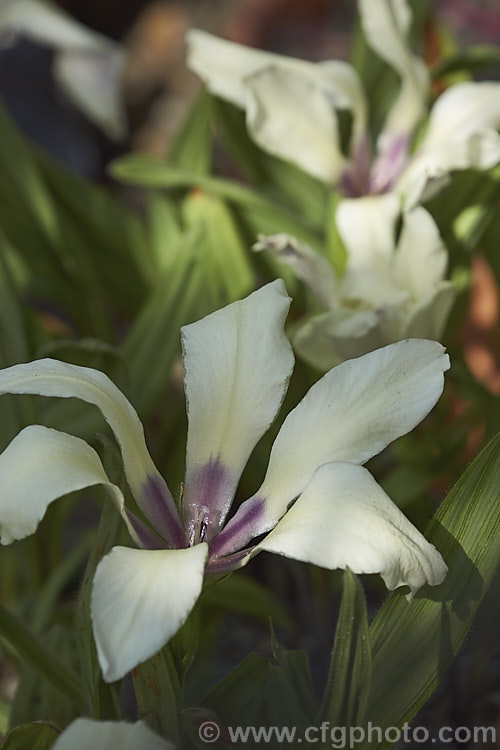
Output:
[
  {"xmin": 0, "ymin": 282, "xmax": 448, "ymax": 682},
  {"xmin": 186, "ymin": 0, "xmax": 500, "ymax": 257},
  {"xmin": 0, "ymin": 0, "xmax": 126, "ymax": 139},
  {"xmin": 254, "ymin": 207, "xmax": 456, "ymax": 370}
]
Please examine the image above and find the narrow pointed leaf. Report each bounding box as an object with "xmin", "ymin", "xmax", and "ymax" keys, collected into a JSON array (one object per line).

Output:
[
  {"xmin": 1, "ymin": 722, "xmax": 59, "ymax": 750},
  {"xmin": 320, "ymin": 569, "xmax": 372, "ymax": 727},
  {"xmin": 362, "ymin": 433, "xmax": 500, "ymax": 748}
]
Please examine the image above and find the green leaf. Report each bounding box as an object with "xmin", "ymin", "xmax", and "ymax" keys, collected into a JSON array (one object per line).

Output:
[
  {"xmin": 132, "ymin": 645, "xmax": 182, "ymax": 747},
  {"xmin": 325, "ymin": 192, "xmax": 348, "ymax": 275},
  {"xmin": 182, "ymin": 191, "xmax": 253, "ymax": 302},
  {"xmin": 432, "ymin": 45, "xmax": 500, "ymax": 80},
  {"xmin": 75, "ymin": 500, "xmax": 124, "ymax": 720},
  {"xmin": 1, "ymin": 722, "xmax": 59, "ymax": 750},
  {"xmin": 203, "ymin": 653, "xmax": 270, "ymax": 726},
  {"xmin": 320, "ymin": 570, "xmax": 372, "ymax": 727},
  {"xmin": 167, "ymin": 89, "xmax": 213, "ymax": 175},
  {"xmin": 0, "ymin": 606, "xmax": 83, "ymax": 709},
  {"xmin": 110, "ymin": 156, "xmax": 321, "ymax": 246},
  {"xmin": 266, "ymin": 634, "xmax": 317, "ymax": 729},
  {"xmin": 363, "ymin": 432, "xmax": 500, "ymax": 748},
  {"xmin": 200, "ymin": 574, "xmax": 289, "ymax": 628}
]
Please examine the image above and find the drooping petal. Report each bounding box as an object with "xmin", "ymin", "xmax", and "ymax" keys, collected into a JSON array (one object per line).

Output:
[
  {"xmin": 91, "ymin": 543, "xmax": 208, "ymax": 682},
  {"xmin": 181, "ymin": 280, "xmax": 293, "ymax": 540},
  {"xmin": 0, "ymin": 359, "xmax": 184, "ymax": 548},
  {"xmin": 292, "ymin": 309, "xmax": 389, "ymax": 372},
  {"xmin": 186, "ymin": 29, "xmax": 367, "ymax": 184},
  {"xmin": 0, "ymin": 0, "xmax": 126, "ymax": 139},
  {"xmin": 398, "ymin": 82, "xmax": 500, "ymax": 205},
  {"xmin": 257, "ymin": 462, "xmax": 447, "ymax": 598},
  {"xmin": 0, "ymin": 425, "xmax": 139, "ymax": 546},
  {"xmin": 393, "ymin": 207, "xmax": 448, "ymax": 299},
  {"xmin": 213, "ymin": 339, "xmax": 449, "ymax": 554},
  {"xmin": 253, "ymin": 234, "xmax": 337, "ymax": 310},
  {"xmin": 335, "ymin": 193, "xmax": 401, "ymax": 265},
  {"xmin": 359, "ymin": 0, "xmax": 428, "ymax": 138},
  {"xmin": 53, "ymin": 718, "xmax": 173, "ymax": 750},
  {"xmin": 55, "ymin": 47, "xmax": 126, "ymax": 141},
  {"xmin": 403, "ymin": 282, "xmax": 457, "ymax": 341},
  {"xmin": 186, "ymin": 28, "xmax": 277, "ymax": 108},
  {"xmin": 243, "ymin": 65, "xmax": 349, "ymax": 184}
]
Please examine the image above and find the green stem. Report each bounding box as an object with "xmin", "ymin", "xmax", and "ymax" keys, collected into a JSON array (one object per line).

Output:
[{"xmin": 0, "ymin": 604, "xmax": 83, "ymax": 707}]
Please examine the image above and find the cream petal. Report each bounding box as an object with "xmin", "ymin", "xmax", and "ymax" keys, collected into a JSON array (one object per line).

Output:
[
  {"xmin": 393, "ymin": 207, "xmax": 448, "ymax": 299},
  {"xmin": 243, "ymin": 65, "xmax": 348, "ymax": 184},
  {"xmin": 253, "ymin": 234, "xmax": 337, "ymax": 310},
  {"xmin": 91, "ymin": 544, "xmax": 208, "ymax": 682},
  {"xmin": 403, "ymin": 282, "xmax": 457, "ymax": 341},
  {"xmin": 0, "ymin": 359, "xmax": 184, "ymax": 547},
  {"xmin": 55, "ymin": 47, "xmax": 127, "ymax": 141},
  {"xmin": 186, "ymin": 28, "xmax": 277, "ymax": 109},
  {"xmin": 0, "ymin": 0, "xmax": 126, "ymax": 139},
  {"xmin": 186, "ymin": 29, "xmax": 367, "ymax": 184},
  {"xmin": 181, "ymin": 281, "xmax": 293, "ymax": 538},
  {"xmin": 257, "ymin": 462, "xmax": 447, "ymax": 598},
  {"xmin": 53, "ymin": 718, "xmax": 173, "ymax": 750},
  {"xmin": 335, "ymin": 193, "xmax": 401, "ymax": 265},
  {"xmin": 0, "ymin": 425, "xmax": 139, "ymax": 546},
  {"xmin": 359, "ymin": 0, "xmax": 428, "ymax": 137},
  {"xmin": 293, "ymin": 309, "xmax": 389, "ymax": 372},
  {"xmin": 398, "ymin": 82, "xmax": 500, "ymax": 205},
  {"xmin": 212, "ymin": 339, "xmax": 449, "ymax": 556},
  {"xmin": 255, "ymin": 339, "xmax": 449, "ymax": 530}
]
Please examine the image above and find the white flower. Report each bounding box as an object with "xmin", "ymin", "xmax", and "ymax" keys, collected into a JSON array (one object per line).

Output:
[
  {"xmin": 186, "ymin": 0, "xmax": 500, "ymax": 257},
  {"xmin": 0, "ymin": 0, "xmax": 126, "ymax": 139},
  {"xmin": 0, "ymin": 282, "xmax": 449, "ymax": 682},
  {"xmin": 52, "ymin": 718, "xmax": 173, "ymax": 750},
  {"xmin": 255, "ymin": 207, "xmax": 456, "ymax": 370}
]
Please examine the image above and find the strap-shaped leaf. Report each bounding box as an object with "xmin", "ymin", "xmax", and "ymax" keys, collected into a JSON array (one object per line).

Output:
[
  {"xmin": 363, "ymin": 432, "xmax": 500, "ymax": 747},
  {"xmin": 320, "ymin": 569, "xmax": 372, "ymax": 727},
  {"xmin": 1, "ymin": 722, "xmax": 59, "ymax": 750}
]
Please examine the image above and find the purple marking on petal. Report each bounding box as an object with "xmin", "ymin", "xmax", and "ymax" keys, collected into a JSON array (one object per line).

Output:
[
  {"xmin": 183, "ymin": 459, "xmax": 236, "ymax": 545},
  {"xmin": 209, "ymin": 496, "xmax": 266, "ymax": 559},
  {"xmin": 369, "ymin": 133, "xmax": 410, "ymax": 195},
  {"xmin": 124, "ymin": 508, "xmax": 168, "ymax": 551},
  {"xmin": 206, "ymin": 546, "xmax": 256, "ymax": 574},
  {"xmin": 340, "ymin": 134, "xmax": 372, "ymax": 198},
  {"xmin": 141, "ymin": 474, "xmax": 186, "ymax": 549}
]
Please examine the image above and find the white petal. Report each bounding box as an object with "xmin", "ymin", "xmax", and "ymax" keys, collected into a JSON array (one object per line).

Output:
[
  {"xmin": 399, "ymin": 82, "xmax": 500, "ymax": 204},
  {"xmin": 0, "ymin": 359, "xmax": 182, "ymax": 545},
  {"xmin": 55, "ymin": 48, "xmax": 127, "ymax": 141},
  {"xmin": 403, "ymin": 282, "xmax": 457, "ymax": 341},
  {"xmin": 0, "ymin": 0, "xmax": 105, "ymax": 49},
  {"xmin": 186, "ymin": 28, "xmax": 277, "ymax": 108},
  {"xmin": 393, "ymin": 207, "xmax": 448, "ymax": 299},
  {"xmin": 0, "ymin": 0, "xmax": 126, "ymax": 139},
  {"xmin": 91, "ymin": 544, "xmax": 207, "ymax": 682},
  {"xmin": 53, "ymin": 718, "xmax": 173, "ymax": 750},
  {"xmin": 253, "ymin": 234, "xmax": 337, "ymax": 309},
  {"xmin": 186, "ymin": 29, "xmax": 367, "ymax": 184},
  {"xmin": 336, "ymin": 193, "xmax": 401, "ymax": 265},
  {"xmin": 255, "ymin": 339, "xmax": 449, "ymax": 530},
  {"xmin": 181, "ymin": 281, "xmax": 293, "ymax": 535},
  {"xmin": 243, "ymin": 65, "xmax": 348, "ymax": 184},
  {"xmin": 359, "ymin": 0, "xmax": 428, "ymax": 136},
  {"xmin": 0, "ymin": 425, "xmax": 131, "ymax": 545},
  {"xmin": 258, "ymin": 462, "xmax": 447, "ymax": 598},
  {"xmin": 293, "ymin": 309, "xmax": 388, "ymax": 371}
]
